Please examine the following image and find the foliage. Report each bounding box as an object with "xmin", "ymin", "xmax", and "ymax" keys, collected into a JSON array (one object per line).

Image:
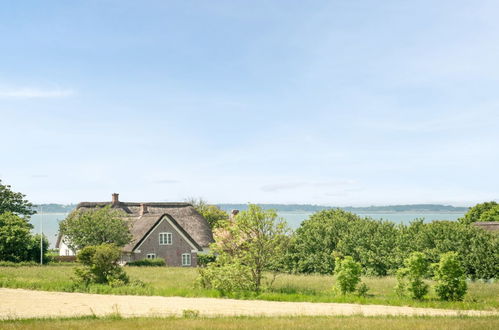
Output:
[
  {"xmin": 288, "ymin": 209, "xmax": 498, "ymax": 279},
  {"xmin": 334, "ymin": 256, "xmax": 362, "ymax": 294},
  {"xmin": 286, "ymin": 209, "xmax": 358, "ymax": 274},
  {"xmin": 459, "ymin": 201, "xmax": 498, "ymax": 224},
  {"xmin": 356, "ymin": 282, "xmax": 370, "ymax": 297},
  {"xmin": 478, "ymin": 205, "xmax": 499, "ymax": 222},
  {"xmin": 200, "ymin": 204, "xmax": 290, "ymax": 292},
  {"xmin": 187, "ymin": 198, "xmax": 228, "ymax": 229},
  {"xmin": 74, "ymin": 244, "xmax": 129, "ymax": 286},
  {"xmin": 26, "ymin": 234, "xmax": 50, "ymax": 263},
  {"xmin": 396, "ymin": 252, "xmax": 429, "ymax": 300},
  {"xmin": 198, "ymin": 261, "xmax": 254, "ymax": 294},
  {"xmin": 0, "ymin": 212, "xmax": 47, "ymax": 263},
  {"xmin": 398, "ymin": 220, "xmax": 498, "ymax": 280},
  {"xmin": 433, "ymin": 252, "xmax": 468, "ymax": 301},
  {"xmin": 0, "ymin": 212, "xmax": 32, "ymax": 262},
  {"xmin": 126, "ymin": 258, "xmax": 166, "ymax": 267},
  {"xmin": 0, "ymin": 179, "xmax": 35, "ymax": 218},
  {"xmin": 59, "ymin": 206, "xmax": 132, "ymax": 251},
  {"xmin": 197, "ymin": 254, "xmax": 216, "ymax": 267}
]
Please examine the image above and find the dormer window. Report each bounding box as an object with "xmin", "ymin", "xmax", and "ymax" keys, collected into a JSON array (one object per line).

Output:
[{"xmin": 159, "ymin": 232, "xmax": 172, "ymax": 245}]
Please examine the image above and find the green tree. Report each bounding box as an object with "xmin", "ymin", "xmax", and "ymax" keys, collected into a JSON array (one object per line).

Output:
[
  {"xmin": 287, "ymin": 209, "xmax": 399, "ymax": 275},
  {"xmin": 334, "ymin": 256, "xmax": 362, "ymax": 294},
  {"xmin": 74, "ymin": 244, "xmax": 129, "ymax": 286},
  {"xmin": 459, "ymin": 201, "xmax": 498, "ymax": 224},
  {"xmin": 199, "ymin": 204, "xmax": 289, "ymax": 292},
  {"xmin": 0, "ymin": 179, "xmax": 35, "ymax": 218},
  {"xmin": 287, "ymin": 209, "xmax": 358, "ymax": 274},
  {"xmin": 478, "ymin": 205, "xmax": 499, "ymax": 222},
  {"xmin": 396, "ymin": 252, "xmax": 429, "ymax": 300},
  {"xmin": 59, "ymin": 206, "xmax": 132, "ymax": 251},
  {"xmin": 27, "ymin": 234, "xmax": 50, "ymax": 263},
  {"xmin": 188, "ymin": 198, "xmax": 229, "ymax": 229},
  {"xmin": 0, "ymin": 212, "xmax": 32, "ymax": 262},
  {"xmin": 433, "ymin": 252, "xmax": 467, "ymax": 301}
]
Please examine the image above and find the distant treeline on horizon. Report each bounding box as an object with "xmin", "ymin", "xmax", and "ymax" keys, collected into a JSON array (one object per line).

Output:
[{"xmin": 33, "ymin": 203, "xmax": 468, "ymax": 214}]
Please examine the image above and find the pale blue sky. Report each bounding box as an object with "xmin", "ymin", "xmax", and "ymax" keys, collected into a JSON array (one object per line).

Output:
[{"xmin": 1, "ymin": 0, "xmax": 498, "ymax": 206}]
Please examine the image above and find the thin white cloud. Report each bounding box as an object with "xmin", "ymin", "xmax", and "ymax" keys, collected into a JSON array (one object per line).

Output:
[{"xmin": 0, "ymin": 87, "xmax": 75, "ymax": 99}]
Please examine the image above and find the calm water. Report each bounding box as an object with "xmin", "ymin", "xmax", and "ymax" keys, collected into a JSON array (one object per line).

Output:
[{"xmin": 31, "ymin": 211, "xmax": 464, "ymax": 248}]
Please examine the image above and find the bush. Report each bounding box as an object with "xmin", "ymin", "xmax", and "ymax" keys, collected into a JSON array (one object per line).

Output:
[
  {"xmin": 198, "ymin": 261, "xmax": 254, "ymax": 294},
  {"xmin": 126, "ymin": 258, "xmax": 166, "ymax": 267},
  {"xmin": 433, "ymin": 252, "xmax": 467, "ymax": 301},
  {"xmin": 74, "ymin": 244, "xmax": 129, "ymax": 286},
  {"xmin": 396, "ymin": 252, "xmax": 429, "ymax": 300},
  {"xmin": 197, "ymin": 254, "xmax": 216, "ymax": 267},
  {"xmin": 334, "ymin": 256, "xmax": 362, "ymax": 294}
]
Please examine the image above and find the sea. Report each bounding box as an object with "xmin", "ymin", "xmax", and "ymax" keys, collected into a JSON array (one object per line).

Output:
[{"xmin": 30, "ymin": 211, "xmax": 464, "ymax": 249}]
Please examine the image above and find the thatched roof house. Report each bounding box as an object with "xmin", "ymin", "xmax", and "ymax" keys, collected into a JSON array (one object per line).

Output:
[
  {"xmin": 56, "ymin": 193, "xmax": 214, "ymax": 267},
  {"xmin": 473, "ymin": 222, "xmax": 499, "ymax": 232}
]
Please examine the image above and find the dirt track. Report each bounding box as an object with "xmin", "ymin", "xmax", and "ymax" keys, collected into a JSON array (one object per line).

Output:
[{"xmin": 0, "ymin": 288, "xmax": 497, "ymax": 320}]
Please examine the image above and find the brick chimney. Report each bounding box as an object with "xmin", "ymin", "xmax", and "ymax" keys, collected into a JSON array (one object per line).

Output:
[
  {"xmin": 112, "ymin": 193, "xmax": 119, "ymax": 206},
  {"xmin": 140, "ymin": 203, "xmax": 148, "ymax": 216},
  {"xmin": 230, "ymin": 209, "xmax": 239, "ymax": 221}
]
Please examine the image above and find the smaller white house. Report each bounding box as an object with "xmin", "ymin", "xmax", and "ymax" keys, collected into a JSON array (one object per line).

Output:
[{"xmin": 56, "ymin": 236, "xmax": 75, "ymax": 256}]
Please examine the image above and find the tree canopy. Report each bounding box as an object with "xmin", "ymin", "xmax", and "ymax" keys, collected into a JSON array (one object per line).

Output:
[
  {"xmin": 459, "ymin": 201, "xmax": 499, "ymax": 224},
  {"xmin": 0, "ymin": 179, "xmax": 35, "ymax": 218},
  {"xmin": 187, "ymin": 198, "xmax": 228, "ymax": 229},
  {"xmin": 59, "ymin": 206, "xmax": 132, "ymax": 251},
  {"xmin": 200, "ymin": 204, "xmax": 290, "ymax": 292},
  {"xmin": 286, "ymin": 208, "xmax": 498, "ymax": 279}
]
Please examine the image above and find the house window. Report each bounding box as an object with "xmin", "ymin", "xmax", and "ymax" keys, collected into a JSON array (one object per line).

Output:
[
  {"xmin": 159, "ymin": 232, "xmax": 172, "ymax": 245},
  {"xmin": 181, "ymin": 253, "xmax": 191, "ymax": 266},
  {"xmin": 146, "ymin": 253, "xmax": 156, "ymax": 259},
  {"xmin": 65, "ymin": 249, "xmax": 70, "ymax": 256}
]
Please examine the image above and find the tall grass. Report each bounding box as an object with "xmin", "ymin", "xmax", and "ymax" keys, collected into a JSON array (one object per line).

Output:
[
  {"xmin": 0, "ymin": 265, "xmax": 497, "ymax": 310},
  {"xmin": 2, "ymin": 315, "xmax": 499, "ymax": 330}
]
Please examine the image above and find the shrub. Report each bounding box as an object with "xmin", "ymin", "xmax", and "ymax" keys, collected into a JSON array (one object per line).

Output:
[
  {"xmin": 357, "ymin": 283, "xmax": 370, "ymax": 297},
  {"xmin": 433, "ymin": 252, "xmax": 467, "ymax": 301},
  {"xmin": 334, "ymin": 256, "xmax": 362, "ymax": 294},
  {"xmin": 396, "ymin": 252, "xmax": 429, "ymax": 300},
  {"xmin": 197, "ymin": 254, "xmax": 216, "ymax": 267},
  {"xmin": 126, "ymin": 258, "xmax": 166, "ymax": 267},
  {"xmin": 74, "ymin": 244, "xmax": 129, "ymax": 286},
  {"xmin": 198, "ymin": 261, "xmax": 253, "ymax": 294}
]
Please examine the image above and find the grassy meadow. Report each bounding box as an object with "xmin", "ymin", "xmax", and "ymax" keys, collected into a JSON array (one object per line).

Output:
[
  {"xmin": 0, "ymin": 265, "xmax": 497, "ymax": 311},
  {"xmin": 1, "ymin": 315, "xmax": 499, "ymax": 330}
]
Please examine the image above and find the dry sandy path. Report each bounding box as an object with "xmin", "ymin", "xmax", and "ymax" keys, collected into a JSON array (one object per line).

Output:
[{"xmin": 0, "ymin": 288, "xmax": 497, "ymax": 320}]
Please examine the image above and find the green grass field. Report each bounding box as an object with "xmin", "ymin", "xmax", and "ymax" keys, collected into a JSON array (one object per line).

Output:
[
  {"xmin": 0, "ymin": 265, "xmax": 497, "ymax": 311},
  {"xmin": 1, "ymin": 315, "xmax": 499, "ymax": 330}
]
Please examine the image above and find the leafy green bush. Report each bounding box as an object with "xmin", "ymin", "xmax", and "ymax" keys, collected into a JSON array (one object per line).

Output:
[
  {"xmin": 197, "ymin": 254, "xmax": 216, "ymax": 267},
  {"xmin": 74, "ymin": 244, "xmax": 129, "ymax": 286},
  {"xmin": 459, "ymin": 201, "xmax": 498, "ymax": 224},
  {"xmin": 126, "ymin": 258, "xmax": 166, "ymax": 267},
  {"xmin": 433, "ymin": 252, "xmax": 467, "ymax": 301},
  {"xmin": 334, "ymin": 256, "xmax": 362, "ymax": 294},
  {"xmin": 198, "ymin": 261, "xmax": 254, "ymax": 294},
  {"xmin": 396, "ymin": 252, "xmax": 429, "ymax": 300},
  {"xmin": 287, "ymin": 209, "xmax": 498, "ymax": 279}
]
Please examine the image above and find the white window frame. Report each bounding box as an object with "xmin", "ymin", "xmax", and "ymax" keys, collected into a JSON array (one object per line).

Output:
[
  {"xmin": 181, "ymin": 253, "xmax": 191, "ymax": 266},
  {"xmin": 146, "ymin": 253, "xmax": 156, "ymax": 259},
  {"xmin": 159, "ymin": 232, "xmax": 172, "ymax": 245}
]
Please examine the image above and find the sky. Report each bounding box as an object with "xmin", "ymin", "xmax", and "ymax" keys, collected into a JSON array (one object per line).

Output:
[{"xmin": 1, "ymin": 0, "xmax": 498, "ymax": 206}]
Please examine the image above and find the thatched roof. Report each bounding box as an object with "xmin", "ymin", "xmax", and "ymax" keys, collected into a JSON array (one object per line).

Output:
[
  {"xmin": 473, "ymin": 222, "xmax": 499, "ymax": 231},
  {"xmin": 74, "ymin": 199, "xmax": 214, "ymax": 250}
]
